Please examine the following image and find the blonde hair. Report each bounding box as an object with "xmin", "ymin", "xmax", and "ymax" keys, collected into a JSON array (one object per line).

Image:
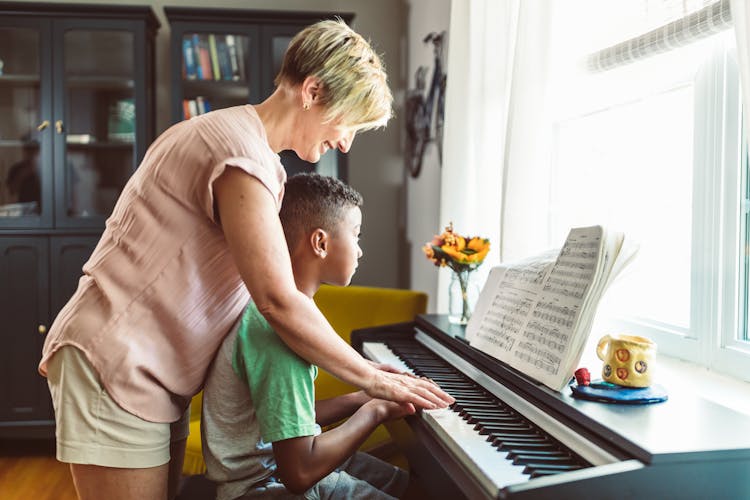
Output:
[{"xmin": 275, "ymin": 18, "xmax": 393, "ymax": 131}]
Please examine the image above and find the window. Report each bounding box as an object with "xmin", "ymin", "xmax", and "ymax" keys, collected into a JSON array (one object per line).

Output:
[{"xmin": 545, "ymin": 1, "xmax": 750, "ymax": 380}]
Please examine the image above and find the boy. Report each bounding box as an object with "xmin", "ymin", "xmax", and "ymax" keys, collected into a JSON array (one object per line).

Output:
[{"xmin": 201, "ymin": 173, "xmax": 413, "ymax": 499}]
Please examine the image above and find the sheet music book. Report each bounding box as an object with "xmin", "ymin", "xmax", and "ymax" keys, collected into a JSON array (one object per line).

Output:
[{"xmin": 465, "ymin": 226, "xmax": 638, "ymax": 392}]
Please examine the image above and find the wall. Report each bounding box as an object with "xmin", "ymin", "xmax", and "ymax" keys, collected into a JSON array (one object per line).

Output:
[
  {"xmin": 15, "ymin": 0, "xmax": 407, "ymax": 288},
  {"xmin": 405, "ymin": 0, "xmax": 451, "ymax": 311}
]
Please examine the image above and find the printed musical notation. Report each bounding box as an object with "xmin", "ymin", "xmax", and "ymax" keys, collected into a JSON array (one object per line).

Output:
[
  {"xmin": 474, "ymin": 292, "xmax": 529, "ymax": 351},
  {"xmin": 466, "ymin": 225, "xmax": 627, "ymax": 392},
  {"xmin": 513, "ymin": 342, "xmax": 562, "ymax": 375},
  {"xmin": 532, "ymin": 301, "xmax": 576, "ymax": 329},
  {"xmin": 502, "ymin": 266, "xmax": 547, "ymax": 289},
  {"xmin": 524, "ymin": 320, "xmax": 568, "ymax": 352}
]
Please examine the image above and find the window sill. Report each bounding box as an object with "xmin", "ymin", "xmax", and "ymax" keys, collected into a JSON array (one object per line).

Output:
[
  {"xmin": 579, "ymin": 335, "xmax": 750, "ymax": 416},
  {"xmin": 656, "ymin": 354, "xmax": 750, "ymax": 417}
]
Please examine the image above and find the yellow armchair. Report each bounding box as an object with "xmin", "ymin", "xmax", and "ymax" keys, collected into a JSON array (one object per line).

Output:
[{"xmin": 182, "ymin": 284, "xmax": 427, "ymax": 476}]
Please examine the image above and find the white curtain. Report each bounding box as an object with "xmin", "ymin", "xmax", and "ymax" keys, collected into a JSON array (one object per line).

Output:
[
  {"xmin": 437, "ymin": 0, "xmax": 551, "ymax": 312},
  {"xmin": 437, "ymin": 0, "xmax": 519, "ymax": 311},
  {"xmin": 497, "ymin": 3, "xmax": 554, "ymax": 262},
  {"xmin": 731, "ymin": 0, "xmax": 750, "ymax": 143}
]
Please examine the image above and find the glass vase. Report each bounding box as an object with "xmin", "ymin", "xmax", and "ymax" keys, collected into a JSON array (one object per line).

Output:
[{"xmin": 448, "ymin": 269, "xmax": 477, "ymax": 325}]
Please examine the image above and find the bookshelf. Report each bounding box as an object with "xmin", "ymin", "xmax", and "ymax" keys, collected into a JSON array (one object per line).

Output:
[
  {"xmin": 0, "ymin": 2, "xmax": 158, "ymax": 437},
  {"xmin": 165, "ymin": 8, "xmax": 354, "ymax": 181}
]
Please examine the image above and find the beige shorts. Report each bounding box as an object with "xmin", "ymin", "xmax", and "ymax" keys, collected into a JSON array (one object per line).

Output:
[{"xmin": 46, "ymin": 345, "xmax": 190, "ymax": 468}]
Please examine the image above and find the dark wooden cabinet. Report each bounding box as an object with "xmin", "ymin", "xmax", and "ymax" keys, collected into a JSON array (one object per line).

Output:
[
  {"xmin": 164, "ymin": 8, "xmax": 352, "ymax": 181},
  {"xmin": 0, "ymin": 237, "xmax": 49, "ymax": 430},
  {"xmin": 0, "ymin": 2, "xmax": 158, "ymax": 437}
]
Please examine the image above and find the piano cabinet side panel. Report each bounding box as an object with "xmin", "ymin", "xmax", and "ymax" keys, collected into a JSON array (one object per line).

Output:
[
  {"xmin": 504, "ymin": 458, "xmax": 750, "ymax": 500},
  {"xmin": 386, "ymin": 417, "xmax": 479, "ymax": 500}
]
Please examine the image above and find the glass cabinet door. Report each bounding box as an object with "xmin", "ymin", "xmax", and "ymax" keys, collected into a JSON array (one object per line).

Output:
[
  {"xmin": 0, "ymin": 22, "xmax": 53, "ymax": 228},
  {"xmin": 57, "ymin": 26, "xmax": 137, "ymax": 227}
]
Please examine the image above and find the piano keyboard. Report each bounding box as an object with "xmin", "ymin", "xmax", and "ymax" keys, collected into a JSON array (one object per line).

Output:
[{"xmin": 363, "ymin": 336, "xmax": 609, "ymax": 498}]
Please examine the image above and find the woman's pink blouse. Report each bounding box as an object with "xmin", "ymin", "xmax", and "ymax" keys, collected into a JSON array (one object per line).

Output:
[{"xmin": 39, "ymin": 105, "xmax": 286, "ymax": 423}]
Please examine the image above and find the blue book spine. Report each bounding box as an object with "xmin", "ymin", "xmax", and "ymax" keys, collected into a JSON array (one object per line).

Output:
[
  {"xmin": 192, "ymin": 34, "xmax": 204, "ymax": 80},
  {"xmin": 216, "ymin": 38, "xmax": 233, "ymax": 81},
  {"xmin": 182, "ymin": 38, "xmax": 197, "ymax": 80}
]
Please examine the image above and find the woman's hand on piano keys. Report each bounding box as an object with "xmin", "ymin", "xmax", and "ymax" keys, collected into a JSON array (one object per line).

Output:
[{"xmin": 365, "ymin": 369, "xmax": 455, "ymax": 411}]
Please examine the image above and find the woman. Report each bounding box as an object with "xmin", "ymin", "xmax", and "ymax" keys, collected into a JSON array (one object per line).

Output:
[{"xmin": 39, "ymin": 19, "xmax": 452, "ymax": 500}]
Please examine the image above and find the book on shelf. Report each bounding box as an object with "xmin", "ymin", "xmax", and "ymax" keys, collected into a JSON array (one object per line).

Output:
[
  {"xmin": 465, "ymin": 225, "xmax": 639, "ymax": 392},
  {"xmin": 190, "ymin": 33, "xmax": 213, "ymax": 80},
  {"xmin": 226, "ymin": 34, "xmax": 244, "ymax": 81},
  {"xmin": 182, "ymin": 37, "xmax": 197, "ymax": 80},
  {"xmin": 182, "ymin": 99, "xmax": 192, "ymax": 120},
  {"xmin": 196, "ymin": 96, "xmax": 206, "ymax": 115},
  {"xmin": 183, "ymin": 97, "xmax": 212, "ymax": 120},
  {"xmin": 107, "ymin": 98, "xmax": 135, "ymax": 142},
  {"xmin": 215, "ymin": 35, "xmax": 233, "ymax": 81},
  {"xmin": 208, "ymin": 34, "xmax": 221, "ymax": 81},
  {"xmin": 188, "ymin": 99, "xmax": 199, "ymax": 119},
  {"xmin": 198, "ymin": 34, "xmax": 213, "ymax": 80},
  {"xmin": 66, "ymin": 134, "xmax": 94, "ymax": 144}
]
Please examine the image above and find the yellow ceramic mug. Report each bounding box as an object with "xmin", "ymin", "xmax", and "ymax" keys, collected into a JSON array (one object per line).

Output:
[{"xmin": 596, "ymin": 334, "xmax": 656, "ymax": 388}]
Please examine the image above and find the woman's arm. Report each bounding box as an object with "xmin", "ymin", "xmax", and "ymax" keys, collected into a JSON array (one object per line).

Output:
[
  {"xmin": 272, "ymin": 399, "xmax": 412, "ymax": 494},
  {"xmin": 214, "ymin": 168, "xmax": 453, "ymax": 409}
]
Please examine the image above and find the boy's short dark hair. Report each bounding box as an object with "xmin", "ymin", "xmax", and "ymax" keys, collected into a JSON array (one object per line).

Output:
[{"xmin": 280, "ymin": 173, "xmax": 363, "ymax": 248}]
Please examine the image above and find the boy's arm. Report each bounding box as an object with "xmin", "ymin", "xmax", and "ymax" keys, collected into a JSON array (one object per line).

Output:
[
  {"xmin": 272, "ymin": 399, "xmax": 413, "ymax": 494},
  {"xmin": 315, "ymin": 391, "xmax": 370, "ymax": 427}
]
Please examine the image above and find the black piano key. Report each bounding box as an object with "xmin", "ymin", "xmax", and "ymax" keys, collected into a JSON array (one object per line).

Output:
[
  {"xmin": 454, "ymin": 397, "xmax": 497, "ymax": 407},
  {"xmin": 529, "ymin": 470, "xmax": 559, "ymax": 478},
  {"xmin": 455, "ymin": 404, "xmax": 507, "ymax": 416},
  {"xmin": 461, "ymin": 408, "xmax": 516, "ymax": 417},
  {"xmin": 496, "ymin": 441, "xmax": 559, "ymax": 452},
  {"xmin": 489, "ymin": 435, "xmax": 547, "ymax": 445},
  {"xmin": 467, "ymin": 415, "xmax": 518, "ymax": 425},
  {"xmin": 380, "ymin": 338, "xmax": 594, "ymax": 482},
  {"xmin": 450, "ymin": 389, "xmax": 490, "ymax": 395},
  {"xmin": 479, "ymin": 423, "xmax": 535, "ymax": 434},
  {"xmin": 512, "ymin": 454, "xmax": 578, "ymax": 466},
  {"xmin": 523, "ymin": 463, "xmax": 584, "ymax": 475},
  {"xmin": 414, "ymin": 369, "xmax": 457, "ymax": 376},
  {"xmin": 437, "ymin": 382, "xmax": 480, "ymax": 388},
  {"xmin": 451, "ymin": 391, "xmax": 493, "ymax": 398},
  {"xmin": 454, "ymin": 401, "xmax": 505, "ymax": 410},
  {"xmin": 506, "ymin": 449, "xmax": 570, "ymax": 459},
  {"xmin": 473, "ymin": 416, "xmax": 528, "ymax": 426}
]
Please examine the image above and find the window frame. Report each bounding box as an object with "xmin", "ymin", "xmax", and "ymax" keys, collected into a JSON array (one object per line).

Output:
[{"xmin": 597, "ymin": 37, "xmax": 750, "ymax": 381}]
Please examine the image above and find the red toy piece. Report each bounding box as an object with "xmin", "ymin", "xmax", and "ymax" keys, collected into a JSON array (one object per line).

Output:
[{"xmin": 574, "ymin": 367, "xmax": 591, "ymax": 386}]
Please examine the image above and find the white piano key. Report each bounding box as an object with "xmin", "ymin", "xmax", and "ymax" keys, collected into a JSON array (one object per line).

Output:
[
  {"xmin": 414, "ymin": 331, "xmax": 619, "ymax": 467},
  {"xmin": 422, "ymin": 407, "xmax": 529, "ymax": 496},
  {"xmin": 362, "ymin": 342, "xmax": 414, "ymax": 374},
  {"xmin": 363, "ymin": 341, "xmax": 529, "ymax": 497}
]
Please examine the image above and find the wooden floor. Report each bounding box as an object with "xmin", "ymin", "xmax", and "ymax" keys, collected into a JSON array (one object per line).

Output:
[
  {"xmin": 0, "ymin": 440, "xmax": 78, "ymax": 500},
  {"xmin": 0, "ymin": 439, "xmax": 426, "ymax": 500}
]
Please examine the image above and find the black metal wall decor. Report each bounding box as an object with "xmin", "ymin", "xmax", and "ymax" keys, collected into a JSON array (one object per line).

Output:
[{"xmin": 405, "ymin": 31, "xmax": 446, "ymax": 178}]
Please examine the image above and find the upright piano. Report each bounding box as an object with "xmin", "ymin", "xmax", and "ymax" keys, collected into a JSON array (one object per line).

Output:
[{"xmin": 352, "ymin": 314, "xmax": 750, "ymax": 500}]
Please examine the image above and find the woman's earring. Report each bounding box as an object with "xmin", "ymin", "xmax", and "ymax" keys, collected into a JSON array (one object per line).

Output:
[{"xmin": 303, "ymin": 101, "xmax": 311, "ymax": 110}]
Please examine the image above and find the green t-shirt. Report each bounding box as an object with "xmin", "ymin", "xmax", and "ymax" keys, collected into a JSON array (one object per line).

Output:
[{"xmin": 232, "ymin": 301, "xmax": 319, "ymax": 443}]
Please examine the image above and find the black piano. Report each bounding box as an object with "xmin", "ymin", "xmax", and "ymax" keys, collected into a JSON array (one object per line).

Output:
[{"xmin": 352, "ymin": 314, "xmax": 750, "ymax": 500}]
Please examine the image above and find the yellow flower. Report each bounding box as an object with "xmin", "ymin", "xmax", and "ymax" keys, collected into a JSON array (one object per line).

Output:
[
  {"xmin": 466, "ymin": 237, "xmax": 490, "ymax": 263},
  {"xmin": 441, "ymin": 241, "xmax": 466, "ymax": 262},
  {"xmin": 423, "ymin": 222, "xmax": 491, "ymax": 271}
]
